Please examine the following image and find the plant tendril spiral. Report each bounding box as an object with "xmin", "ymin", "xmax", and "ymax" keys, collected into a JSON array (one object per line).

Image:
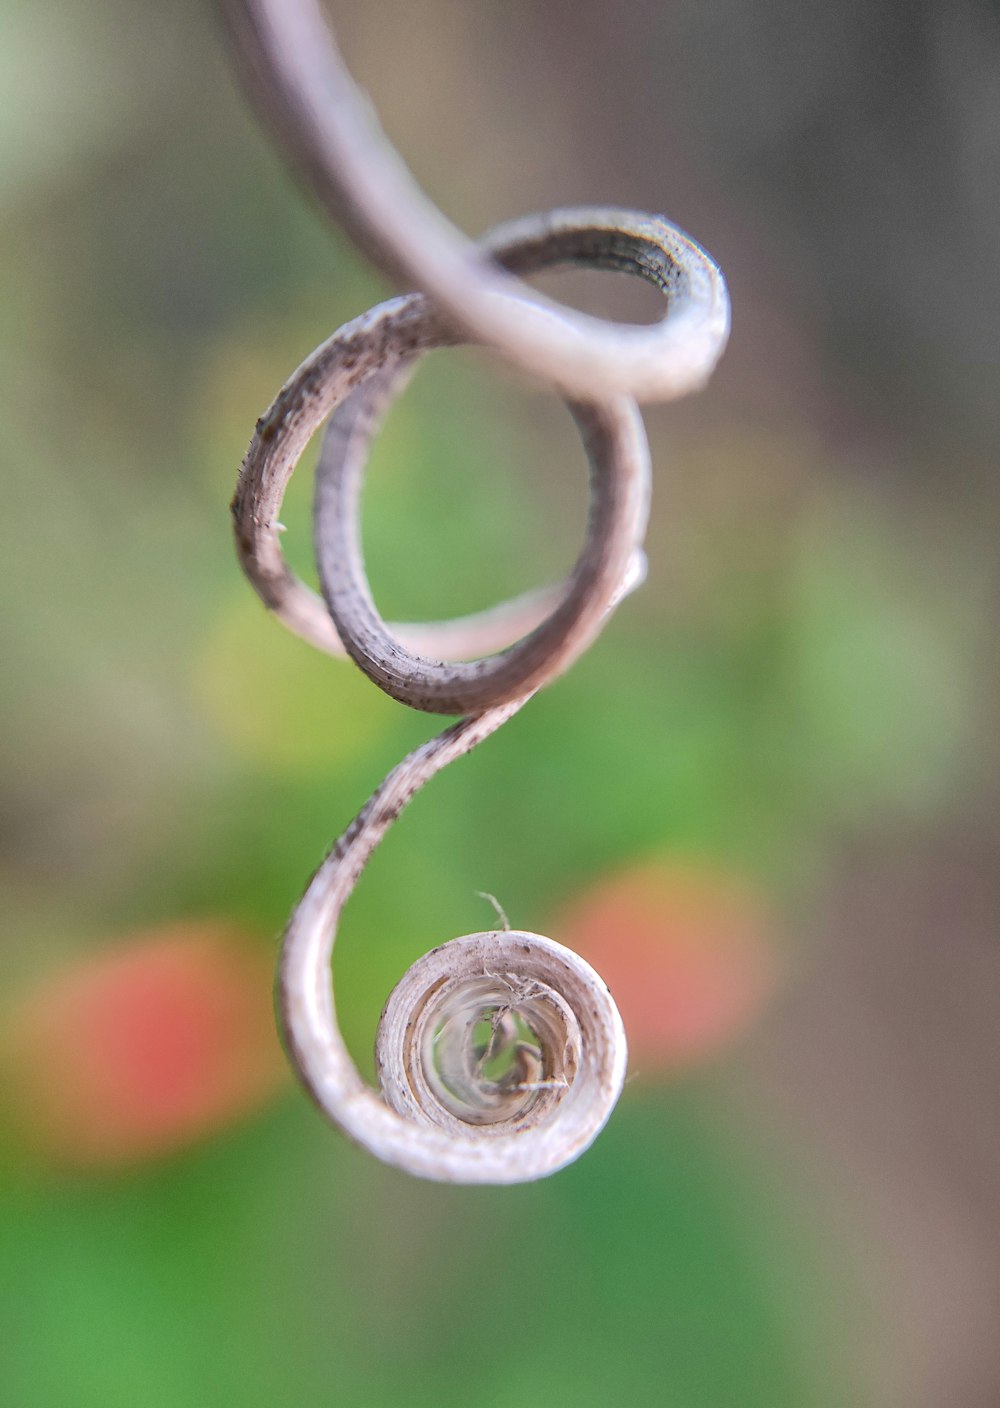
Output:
[{"xmin": 223, "ymin": 0, "xmax": 730, "ymax": 1183}]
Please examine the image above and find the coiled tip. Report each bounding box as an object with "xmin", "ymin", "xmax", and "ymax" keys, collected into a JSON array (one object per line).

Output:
[{"xmin": 377, "ymin": 931, "xmax": 626, "ymax": 1151}]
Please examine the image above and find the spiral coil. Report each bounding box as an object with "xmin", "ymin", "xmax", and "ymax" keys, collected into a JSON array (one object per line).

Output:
[{"xmin": 224, "ymin": 0, "xmax": 730, "ymax": 1183}]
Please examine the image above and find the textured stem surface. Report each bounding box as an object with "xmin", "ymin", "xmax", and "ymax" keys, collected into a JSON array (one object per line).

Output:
[
  {"xmin": 220, "ymin": 0, "xmax": 729, "ymax": 401},
  {"xmin": 224, "ymin": 4, "xmax": 730, "ymax": 1183}
]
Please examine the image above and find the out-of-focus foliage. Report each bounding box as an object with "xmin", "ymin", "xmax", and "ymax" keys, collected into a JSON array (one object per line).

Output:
[
  {"xmin": 1, "ymin": 1, "xmax": 997, "ymax": 1405},
  {"xmin": 1, "ymin": 923, "xmax": 286, "ymax": 1167}
]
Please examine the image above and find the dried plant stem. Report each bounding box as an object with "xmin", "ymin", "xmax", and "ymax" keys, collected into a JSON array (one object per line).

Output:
[
  {"xmin": 219, "ymin": 0, "xmax": 729, "ymax": 402},
  {"xmin": 280, "ymin": 699, "xmax": 627, "ymax": 1183},
  {"xmin": 223, "ymin": 1, "xmax": 730, "ymax": 1182}
]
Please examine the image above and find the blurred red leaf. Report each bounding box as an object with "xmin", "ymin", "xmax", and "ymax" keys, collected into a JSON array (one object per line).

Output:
[
  {"xmin": 1, "ymin": 922, "xmax": 286, "ymax": 1168},
  {"xmin": 553, "ymin": 861, "xmax": 780, "ymax": 1075}
]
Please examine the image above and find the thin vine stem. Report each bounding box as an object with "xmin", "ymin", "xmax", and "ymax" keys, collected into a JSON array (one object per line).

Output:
[{"xmin": 223, "ymin": 0, "xmax": 730, "ymax": 1182}]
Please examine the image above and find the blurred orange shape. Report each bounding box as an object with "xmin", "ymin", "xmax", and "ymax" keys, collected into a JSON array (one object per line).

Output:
[
  {"xmin": 1, "ymin": 923, "xmax": 286, "ymax": 1168},
  {"xmin": 553, "ymin": 862, "xmax": 780, "ymax": 1075}
]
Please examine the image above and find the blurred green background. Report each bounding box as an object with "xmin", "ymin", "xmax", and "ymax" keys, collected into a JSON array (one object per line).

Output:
[{"xmin": 2, "ymin": 1, "xmax": 999, "ymax": 1405}]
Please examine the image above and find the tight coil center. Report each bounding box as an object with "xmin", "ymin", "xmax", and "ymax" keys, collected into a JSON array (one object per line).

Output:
[{"xmin": 423, "ymin": 977, "xmax": 578, "ymax": 1127}]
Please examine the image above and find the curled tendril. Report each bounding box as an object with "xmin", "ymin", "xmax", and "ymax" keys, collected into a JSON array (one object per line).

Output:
[
  {"xmin": 221, "ymin": 0, "xmax": 729, "ymax": 402},
  {"xmin": 223, "ymin": 0, "xmax": 730, "ymax": 1182}
]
